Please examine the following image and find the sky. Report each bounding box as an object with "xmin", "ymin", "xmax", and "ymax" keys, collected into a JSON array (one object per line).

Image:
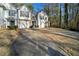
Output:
[
  {"xmin": 32, "ymin": 3, "xmax": 64, "ymax": 16},
  {"xmin": 33, "ymin": 3, "xmax": 44, "ymax": 12}
]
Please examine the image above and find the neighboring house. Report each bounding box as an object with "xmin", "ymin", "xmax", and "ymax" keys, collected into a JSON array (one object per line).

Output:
[
  {"xmin": 0, "ymin": 4, "xmax": 32, "ymax": 29},
  {"xmin": 0, "ymin": 3, "xmax": 18, "ymax": 29},
  {"xmin": 5, "ymin": 4, "xmax": 18, "ymax": 28},
  {"xmin": 0, "ymin": 3, "xmax": 8, "ymax": 29},
  {"xmin": 18, "ymin": 5, "xmax": 32, "ymax": 29},
  {"xmin": 37, "ymin": 10, "xmax": 48, "ymax": 28}
]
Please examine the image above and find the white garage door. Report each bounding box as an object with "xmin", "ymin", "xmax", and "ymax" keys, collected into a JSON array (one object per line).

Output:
[
  {"xmin": 40, "ymin": 20, "xmax": 45, "ymax": 28},
  {"xmin": 19, "ymin": 21, "xmax": 30, "ymax": 29}
]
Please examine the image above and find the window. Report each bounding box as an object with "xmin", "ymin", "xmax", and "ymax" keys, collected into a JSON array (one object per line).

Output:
[
  {"xmin": 39, "ymin": 15, "xmax": 44, "ymax": 20},
  {"xmin": 0, "ymin": 9, "xmax": 2, "ymax": 16},
  {"xmin": 20, "ymin": 11, "xmax": 29, "ymax": 17},
  {"xmin": 0, "ymin": 7, "xmax": 3, "ymax": 17},
  {"xmin": 9, "ymin": 10, "xmax": 16, "ymax": 16},
  {"xmin": 45, "ymin": 17, "xmax": 47, "ymax": 20},
  {"xmin": 10, "ymin": 21, "xmax": 15, "ymax": 26}
]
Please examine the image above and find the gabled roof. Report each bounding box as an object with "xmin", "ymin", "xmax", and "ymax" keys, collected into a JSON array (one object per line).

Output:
[
  {"xmin": 0, "ymin": 3, "xmax": 7, "ymax": 10},
  {"xmin": 37, "ymin": 10, "xmax": 48, "ymax": 16},
  {"xmin": 0, "ymin": 3, "xmax": 16, "ymax": 10},
  {"xmin": 38, "ymin": 10, "xmax": 48, "ymax": 17},
  {"xmin": 19, "ymin": 5, "xmax": 30, "ymax": 12},
  {"xmin": 1, "ymin": 3, "xmax": 11, "ymax": 9}
]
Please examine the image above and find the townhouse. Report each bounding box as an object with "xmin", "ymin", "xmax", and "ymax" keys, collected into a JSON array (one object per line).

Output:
[
  {"xmin": 37, "ymin": 10, "xmax": 48, "ymax": 28},
  {"xmin": 0, "ymin": 3, "xmax": 49, "ymax": 29}
]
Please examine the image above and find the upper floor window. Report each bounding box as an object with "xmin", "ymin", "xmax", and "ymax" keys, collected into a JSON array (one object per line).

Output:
[
  {"xmin": 20, "ymin": 11, "xmax": 29, "ymax": 17},
  {"xmin": 0, "ymin": 7, "xmax": 3, "ymax": 17},
  {"xmin": 9, "ymin": 10, "xmax": 16, "ymax": 16},
  {"xmin": 45, "ymin": 17, "xmax": 47, "ymax": 20},
  {"xmin": 39, "ymin": 15, "xmax": 44, "ymax": 20}
]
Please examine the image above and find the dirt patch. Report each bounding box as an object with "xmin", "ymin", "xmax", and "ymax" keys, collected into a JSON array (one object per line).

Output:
[
  {"xmin": 0, "ymin": 29, "xmax": 18, "ymax": 56},
  {"xmin": 0, "ymin": 46, "xmax": 12, "ymax": 56}
]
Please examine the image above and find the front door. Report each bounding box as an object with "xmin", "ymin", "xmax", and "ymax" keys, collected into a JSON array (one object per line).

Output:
[
  {"xmin": 41, "ymin": 20, "xmax": 45, "ymax": 28},
  {"xmin": 10, "ymin": 21, "xmax": 15, "ymax": 26}
]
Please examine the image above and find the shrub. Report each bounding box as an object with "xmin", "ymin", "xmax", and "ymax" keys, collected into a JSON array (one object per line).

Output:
[
  {"xmin": 69, "ymin": 20, "xmax": 77, "ymax": 30},
  {"xmin": 8, "ymin": 26, "xmax": 18, "ymax": 30}
]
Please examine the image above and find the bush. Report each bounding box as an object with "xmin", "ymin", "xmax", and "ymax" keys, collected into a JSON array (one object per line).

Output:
[
  {"xmin": 8, "ymin": 26, "xmax": 18, "ymax": 30},
  {"xmin": 69, "ymin": 20, "xmax": 77, "ymax": 30}
]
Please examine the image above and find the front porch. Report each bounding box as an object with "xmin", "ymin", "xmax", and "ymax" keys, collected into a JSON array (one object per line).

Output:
[{"xmin": 6, "ymin": 17, "xmax": 18, "ymax": 29}]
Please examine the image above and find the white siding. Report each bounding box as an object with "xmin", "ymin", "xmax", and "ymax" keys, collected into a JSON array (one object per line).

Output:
[
  {"xmin": 4, "ymin": 10, "xmax": 9, "ymax": 18},
  {"xmin": 18, "ymin": 5, "xmax": 31, "ymax": 20},
  {"xmin": 38, "ymin": 11, "xmax": 48, "ymax": 28},
  {"xmin": 18, "ymin": 21, "xmax": 30, "ymax": 29},
  {"xmin": 0, "ymin": 7, "xmax": 4, "ymax": 17}
]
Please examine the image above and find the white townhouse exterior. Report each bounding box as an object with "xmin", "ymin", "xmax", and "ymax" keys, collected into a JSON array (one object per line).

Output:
[
  {"xmin": 18, "ymin": 5, "xmax": 32, "ymax": 29},
  {"xmin": 0, "ymin": 3, "xmax": 18, "ymax": 29},
  {"xmin": 0, "ymin": 3, "xmax": 7, "ymax": 29},
  {"xmin": 37, "ymin": 11, "xmax": 48, "ymax": 28},
  {"xmin": 0, "ymin": 3, "xmax": 49, "ymax": 29},
  {"xmin": 5, "ymin": 4, "xmax": 18, "ymax": 28},
  {"xmin": 0, "ymin": 3, "xmax": 9, "ymax": 29},
  {"xmin": 0, "ymin": 3, "xmax": 32, "ymax": 29}
]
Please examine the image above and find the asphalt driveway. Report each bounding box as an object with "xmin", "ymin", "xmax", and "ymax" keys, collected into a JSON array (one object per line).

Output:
[{"xmin": 12, "ymin": 29, "xmax": 66, "ymax": 56}]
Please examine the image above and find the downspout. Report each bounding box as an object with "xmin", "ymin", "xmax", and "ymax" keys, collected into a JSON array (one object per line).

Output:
[{"xmin": 16, "ymin": 8, "xmax": 19, "ymax": 28}]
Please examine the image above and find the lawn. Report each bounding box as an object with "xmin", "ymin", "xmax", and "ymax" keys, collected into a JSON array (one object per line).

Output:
[{"xmin": 0, "ymin": 29, "xmax": 18, "ymax": 56}]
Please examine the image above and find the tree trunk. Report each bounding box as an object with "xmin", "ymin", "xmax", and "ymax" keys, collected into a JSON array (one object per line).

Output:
[
  {"xmin": 59, "ymin": 4, "xmax": 61, "ymax": 27},
  {"xmin": 74, "ymin": 4, "xmax": 79, "ymax": 30},
  {"xmin": 64, "ymin": 3, "xmax": 68, "ymax": 29}
]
